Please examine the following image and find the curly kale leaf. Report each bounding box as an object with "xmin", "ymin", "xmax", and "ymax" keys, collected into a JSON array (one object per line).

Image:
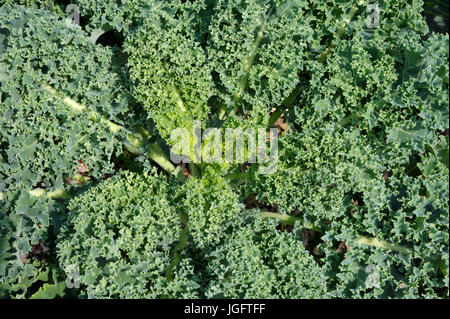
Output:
[
  {"xmin": 125, "ymin": 0, "xmax": 213, "ymax": 142},
  {"xmin": 57, "ymin": 170, "xmax": 199, "ymax": 298},
  {"xmin": 175, "ymin": 169, "xmax": 243, "ymax": 248},
  {"xmin": 203, "ymin": 211, "xmax": 328, "ymax": 298},
  {"xmin": 0, "ymin": 5, "xmax": 134, "ymax": 193},
  {"xmin": 0, "ymin": 190, "xmax": 64, "ymax": 298}
]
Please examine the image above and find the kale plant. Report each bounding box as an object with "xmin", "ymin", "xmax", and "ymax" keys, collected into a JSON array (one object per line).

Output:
[{"xmin": 0, "ymin": 0, "xmax": 448, "ymax": 299}]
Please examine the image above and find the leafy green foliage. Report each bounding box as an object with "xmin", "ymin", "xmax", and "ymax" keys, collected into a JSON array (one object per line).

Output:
[
  {"xmin": 203, "ymin": 211, "xmax": 328, "ymax": 298},
  {"xmin": 176, "ymin": 169, "xmax": 243, "ymax": 248},
  {"xmin": 0, "ymin": 1, "xmax": 448, "ymax": 299},
  {"xmin": 72, "ymin": 0, "xmax": 149, "ymax": 34},
  {"xmin": 0, "ymin": 0, "xmax": 63, "ymax": 12},
  {"xmin": 0, "ymin": 190, "xmax": 64, "ymax": 298},
  {"xmin": 125, "ymin": 0, "xmax": 213, "ymax": 141},
  {"xmin": 206, "ymin": 0, "xmax": 314, "ymax": 124},
  {"xmin": 57, "ymin": 170, "xmax": 199, "ymax": 298},
  {"xmin": 239, "ymin": 13, "xmax": 449, "ymax": 298},
  {"xmin": 0, "ymin": 5, "xmax": 133, "ymax": 194},
  {"xmin": 123, "ymin": 0, "xmax": 315, "ymax": 139}
]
